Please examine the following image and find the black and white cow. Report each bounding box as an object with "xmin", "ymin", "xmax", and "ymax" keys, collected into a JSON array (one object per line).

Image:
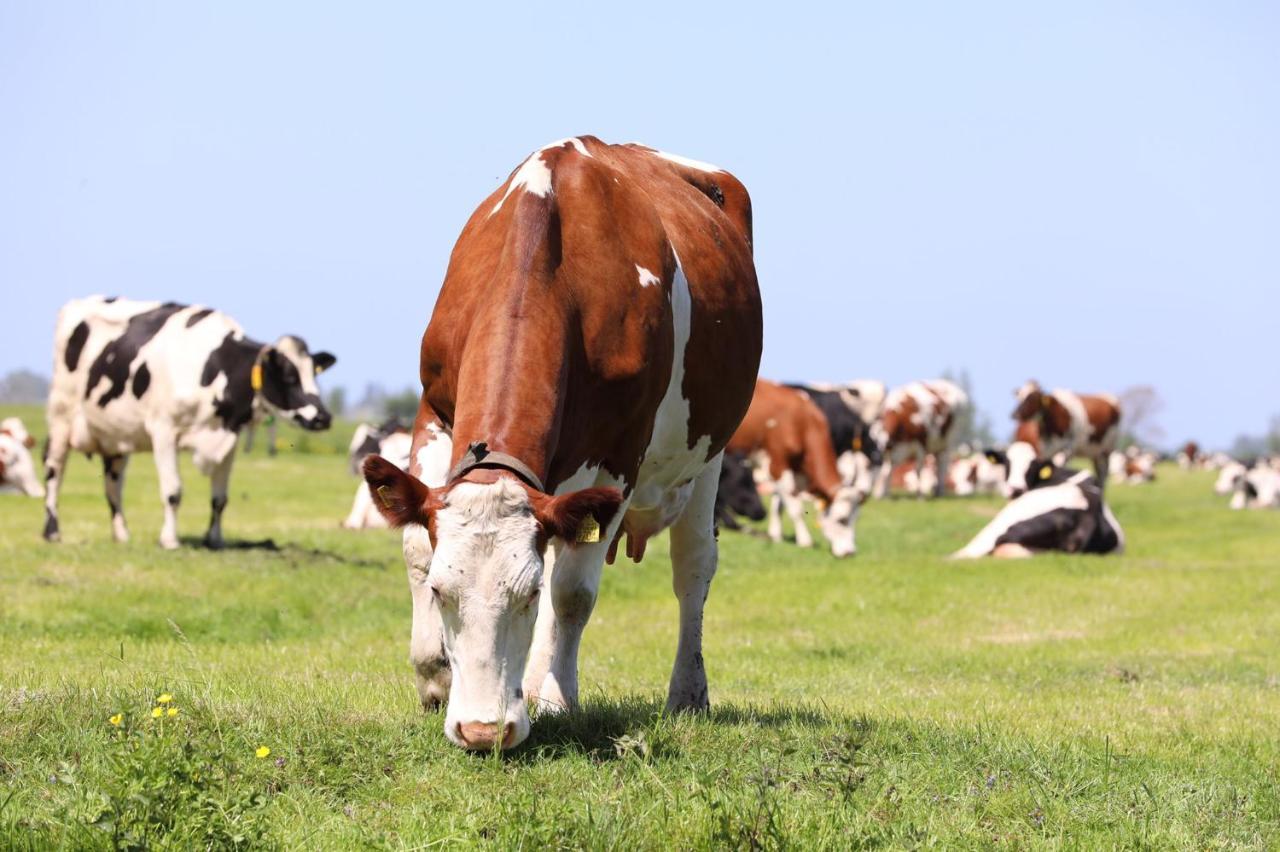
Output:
[
  {"xmin": 784, "ymin": 382, "xmax": 883, "ymax": 510},
  {"xmin": 44, "ymin": 296, "xmax": 336, "ymax": 548},
  {"xmin": 1, "ymin": 417, "xmax": 43, "ymax": 497},
  {"xmin": 951, "ymin": 459, "xmax": 1124, "ymax": 558},
  {"xmin": 343, "ymin": 420, "xmax": 414, "ymax": 529},
  {"xmin": 713, "ymin": 450, "xmax": 766, "ymax": 531}
]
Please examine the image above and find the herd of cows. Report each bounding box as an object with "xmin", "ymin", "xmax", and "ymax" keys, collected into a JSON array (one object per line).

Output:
[{"xmin": 3, "ymin": 137, "xmax": 1276, "ymax": 751}]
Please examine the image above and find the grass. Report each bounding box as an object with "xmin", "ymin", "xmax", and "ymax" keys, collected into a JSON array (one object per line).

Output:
[{"xmin": 1, "ymin": 402, "xmax": 1278, "ymax": 848}]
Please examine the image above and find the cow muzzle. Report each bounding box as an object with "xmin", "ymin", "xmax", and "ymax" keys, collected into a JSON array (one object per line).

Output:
[{"xmin": 456, "ymin": 720, "xmax": 519, "ymax": 751}]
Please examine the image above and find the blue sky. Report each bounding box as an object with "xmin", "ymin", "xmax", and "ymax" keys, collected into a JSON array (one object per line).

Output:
[{"xmin": 3, "ymin": 2, "xmax": 1277, "ymax": 448}]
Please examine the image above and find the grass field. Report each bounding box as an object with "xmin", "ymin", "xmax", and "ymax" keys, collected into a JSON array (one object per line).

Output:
[{"xmin": 2, "ymin": 403, "xmax": 1278, "ymax": 849}]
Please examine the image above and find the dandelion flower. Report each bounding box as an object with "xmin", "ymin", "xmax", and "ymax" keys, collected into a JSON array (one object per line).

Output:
[
  {"xmin": 157, "ymin": 693, "xmax": 174, "ymax": 704},
  {"xmin": 109, "ymin": 713, "xmax": 123, "ymax": 727},
  {"xmin": 166, "ymin": 707, "xmax": 179, "ymax": 718},
  {"xmin": 255, "ymin": 746, "xmax": 271, "ymax": 759},
  {"xmin": 151, "ymin": 706, "xmax": 164, "ymax": 718}
]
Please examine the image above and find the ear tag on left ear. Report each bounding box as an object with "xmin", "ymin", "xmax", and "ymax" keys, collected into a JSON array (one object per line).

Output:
[
  {"xmin": 1039, "ymin": 466, "xmax": 1052, "ymax": 480},
  {"xmin": 576, "ymin": 514, "xmax": 601, "ymax": 543},
  {"xmin": 1041, "ymin": 397, "xmax": 1051, "ymax": 409},
  {"xmin": 852, "ymin": 437, "xmax": 862, "ymax": 451},
  {"xmin": 315, "ymin": 364, "xmax": 325, "ymax": 375},
  {"xmin": 251, "ymin": 364, "xmax": 263, "ymax": 391},
  {"xmin": 376, "ymin": 485, "xmax": 395, "ymax": 508}
]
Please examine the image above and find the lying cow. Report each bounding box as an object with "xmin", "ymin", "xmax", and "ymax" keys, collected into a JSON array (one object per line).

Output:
[
  {"xmin": 728, "ymin": 379, "xmax": 864, "ymax": 557},
  {"xmin": 948, "ymin": 449, "xmax": 1006, "ymax": 496},
  {"xmin": 1220, "ymin": 460, "xmax": 1280, "ymax": 510},
  {"xmin": 360, "ymin": 137, "xmax": 762, "ymax": 751},
  {"xmin": 0, "ymin": 417, "xmax": 43, "ymax": 497},
  {"xmin": 1109, "ymin": 447, "xmax": 1157, "ymax": 484},
  {"xmin": 871, "ymin": 379, "xmax": 968, "ymax": 498},
  {"xmin": 44, "ymin": 296, "xmax": 336, "ymax": 548},
  {"xmin": 1011, "ymin": 380, "xmax": 1121, "ymax": 489},
  {"xmin": 343, "ymin": 427, "xmax": 416, "ymax": 529},
  {"xmin": 713, "ymin": 450, "xmax": 766, "ymax": 531},
  {"xmin": 952, "ymin": 460, "xmax": 1124, "ymax": 558}
]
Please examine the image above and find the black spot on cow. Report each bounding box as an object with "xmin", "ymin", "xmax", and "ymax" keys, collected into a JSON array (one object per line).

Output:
[
  {"xmin": 43, "ymin": 509, "xmax": 59, "ymax": 540},
  {"xmin": 131, "ymin": 363, "xmax": 151, "ymax": 398},
  {"xmin": 186, "ymin": 308, "xmax": 214, "ymax": 328},
  {"xmin": 200, "ymin": 332, "xmax": 262, "ymax": 431},
  {"xmin": 65, "ymin": 321, "xmax": 90, "ymax": 371},
  {"xmin": 785, "ymin": 384, "xmax": 882, "ymax": 466},
  {"xmin": 715, "ymin": 451, "xmax": 765, "ymax": 531},
  {"xmin": 167, "ymin": 492, "xmax": 182, "ymax": 508},
  {"xmin": 103, "ymin": 296, "xmax": 118, "ymax": 303},
  {"xmin": 84, "ymin": 303, "xmax": 186, "ymax": 408}
]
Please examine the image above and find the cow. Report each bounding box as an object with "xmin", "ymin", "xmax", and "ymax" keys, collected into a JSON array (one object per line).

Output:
[
  {"xmin": 343, "ymin": 427, "xmax": 416, "ymax": 530},
  {"xmin": 1177, "ymin": 441, "xmax": 1201, "ymax": 470},
  {"xmin": 728, "ymin": 379, "xmax": 865, "ymax": 557},
  {"xmin": 358, "ymin": 137, "xmax": 762, "ymax": 751},
  {"xmin": 1221, "ymin": 460, "xmax": 1280, "ymax": 510},
  {"xmin": 713, "ymin": 450, "xmax": 766, "ymax": 531},
  {"xmin": 1110, "ymin": 447, "xmax": 1157, "ymax": 484},
  {"xmin": 870, "ymin": 379, "xmax": 969, "ymax": 498},
  {"xmin": 948, "ymin": 449, "xmax": 1006, "ymax": 496},
  {"xmin": 786, "ymin": 381, "xmax": 883, "ymax": 498},
  {"xmin": 951, "ymin": 459, "xmax": 1124, "ymax": 558},
  {"xmin": 44, "ymin": 296, "xmax": 336, "ymax": 549},
  {"xmin": 1010, "ymin": 380, "xmax": 1121, "ymax": 491},
  {"xmin": 0, "ymin": 417, "xmax": 43, "ymax": 497}
]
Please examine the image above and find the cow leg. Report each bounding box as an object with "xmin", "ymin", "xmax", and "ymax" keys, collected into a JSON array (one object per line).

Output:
[
  {"xmin": 102, "ymin": 454, "xmax": 130, "ymax": 542},
  {"xmin": 41, "ymin": 420, "xmax": 72, "ymax": 542},
  {"xmin": 1094, "ymin": 452, "xmax": 1109, "ymax": 488},
  {"xmin": 766, "ymin": 491, "xmax": 784, "ymax": 542},
  {"xmin": 872, "ymin": 458, "xmax": 891, "ymax": 499},
  {"xmin": 204, "ymin": 452, "xmax": 235, "ymax": 549},
  {"xmin": 151, "ymin": 428, "xmax": 183, "ymax": 549},
  {"xmin": 666, "ymin": 454, "xmax": 721, "ymax": 713},
  {"xmin": 934, "ymin": 449, "xmax": 951, "ymax": 498},
  {"xmin": 522, "ymin": 543, "xmax": 558, "ymax": 703},
  {"xmin": 404, "ymin": 524, "xmax": 450, "ymax": 710},
  {"xmin": 779, "ymin": 476, "xmax": 814, "ymax": 547}
]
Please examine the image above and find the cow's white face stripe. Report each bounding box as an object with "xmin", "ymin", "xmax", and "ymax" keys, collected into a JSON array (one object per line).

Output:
[{"xmin": 1003, "ymin": 441, "xmax": 1038, "ymax": 496}]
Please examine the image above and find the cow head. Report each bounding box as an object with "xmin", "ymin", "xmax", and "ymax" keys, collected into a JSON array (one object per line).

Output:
[
  {"xmin": 258, "ymin": 336, "xmax": 336, "ymax": 431},
  {"xmin": 363, "ymin": 455, "xmax": 622, "ymax": 751},
  {"xmin": 997, "ymin": 441, "xmax": 1039, "ymax": 498},
  {"xmin": 1214, "ymin": 461, "xmax": 1247, "ymax": 496},
  {"xmin": 0, "ymin": 421, "xmax": 43, "ymax": 498},
  {"xmin": 817, "ymin": 484, "xmax": 863, "ymax": 557},
  {"xmin": 1012, "ymin": 380, "xmax": 1043, "ymax": 421}
]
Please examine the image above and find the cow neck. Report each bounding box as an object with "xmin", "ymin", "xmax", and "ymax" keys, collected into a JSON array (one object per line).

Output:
[
  {"xmin": 1041, "ymin": 398, "xmax": 1071, "ymax": 437},
  {"xmin": 447, "ymin": 309, "xmax": 569, "ymax": 495},
  {"xmin": 803, "ymin": 461, "xmax": 842, "ymax": 503}
]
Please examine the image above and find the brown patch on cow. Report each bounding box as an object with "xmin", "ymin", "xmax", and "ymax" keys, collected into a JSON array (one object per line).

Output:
[
  {"xmin": 411, "ymin": 137, "xmax": 760, "ymax": 505},
  {"xmin": 1039, "ymin": 397, "xmax": 1072, "ymax": 439},
  {"xmin": 726, "ymin": 379, "xmax": 842, "ymax": 502},
  {"xmin": 1081, "ymin": 395, "xmax": 1122, "ymax": 444},
  {"xmin": 1014, "ymin": 419, "xmax": 1041, "ymax": 452}
]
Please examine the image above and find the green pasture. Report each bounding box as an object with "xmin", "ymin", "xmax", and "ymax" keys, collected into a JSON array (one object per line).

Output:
[{"xmin": 1, "ymin": 404, "xmax": 1277, "ymax": 848}]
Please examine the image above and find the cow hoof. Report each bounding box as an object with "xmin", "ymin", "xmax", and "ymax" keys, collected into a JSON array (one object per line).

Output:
[
  {"xmin": 159, "ymin": 537, "xmax": 180, "ymax": 551},
  {"xmin": 204, "ymin": 536, "xmax": 224, "ymax": 551}
]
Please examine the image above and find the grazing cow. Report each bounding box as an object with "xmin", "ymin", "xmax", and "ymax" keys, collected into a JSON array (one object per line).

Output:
[
  {"xmin": 728, "ymin": 379, "xmax": 864, "ymax": 557},
  {"xmin": 0, "ymin": 417, "xmax": 43, "ymax": 497},
  {"xmin": 44, "ymin": 296, "xmax": 336, "ymax": 548},
  {"xmin": 713, "ymin": 451, "xmax": 766, "ymax": 531},
  {"xmin": 1010, "ymin": 380, "xmax": 1121, "ymax": 489},
  {"xmin": 870, "ymin": 379, "xmax": 969, "ymax": 498},
  {"xmin": 360, "ymin": 138, "xmax": 762, "ymax": 751},
  {"xmin": 952, "ymin": 459, "xmax": 1124, "ymax": 558},
  {"xmin": 343, "ymin": 427, "xmax": 417, "ymax": 529},
  {"xmin": 1177, "ymin": 441, "xmax": 1201, "ymax": 470},
  {"xmin": 785, "ymin": 381, "xmax": 883, "ymax": 497}
]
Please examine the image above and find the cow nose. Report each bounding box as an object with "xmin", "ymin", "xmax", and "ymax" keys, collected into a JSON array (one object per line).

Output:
[
  {"xmin": 313, "ymin": 411, "xmax": 332, "ymax": 429},
  {"xmin": 456, "ymin": 721, "xmax": 517, "ymax": 751}
]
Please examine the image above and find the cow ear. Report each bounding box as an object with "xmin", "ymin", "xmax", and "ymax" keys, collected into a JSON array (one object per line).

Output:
[
  {"xmin": 362, "ymin": 455, "xmax": 440, "ymax": 528},
  {"xmin": 530, "ymin": 487, "xmax": 624, "ymax": 546},
  {"xmin": 23, "ymin": 435, "xmax": 36, "ymax": 450},
  {"xmin": 312, "ymin": 351, "xmax": 336, "ymax": 374},
  {"xmin": 984, "ymin": 450, "xmax": 1000, "ymax": 464}
]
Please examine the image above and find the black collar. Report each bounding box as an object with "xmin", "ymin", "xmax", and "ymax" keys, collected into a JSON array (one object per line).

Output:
[{"xmin": 447, "ymin": 441, "xmax": 545, "ymax": 493}]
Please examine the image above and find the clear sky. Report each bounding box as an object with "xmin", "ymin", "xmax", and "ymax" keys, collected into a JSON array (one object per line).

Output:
[{"xmin": 3, "ymin": 2, "xmax": 1277, "ymax": 449}]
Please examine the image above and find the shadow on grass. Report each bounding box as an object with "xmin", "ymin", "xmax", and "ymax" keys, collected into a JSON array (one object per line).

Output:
[
  {"xmin": 507, "ymin": 695, "xmax": 843, "ymax": 763},
  {"xmin": 177, "ymin": 536, "xmax": 387, "ymax": 570}
]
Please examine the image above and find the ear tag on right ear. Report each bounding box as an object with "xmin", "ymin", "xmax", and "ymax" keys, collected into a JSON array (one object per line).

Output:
[
  {"xmin": 852, "ymin": 437, "xmax": 862, "ymax": 451},
  {"xmin": 1041, "ymin": 397, "xmax": 1051, "ymax": 408},
  {"xmin": 1039, "ymin": 466, "xmax": 1052, "ymax": 480},
  {"xmin": 376, "ymin": 485, "xmax": 395, "ymax": 508},
  {"xmin": 576, "ymin": 515, "xmax": 601, "ymax": 543},
  {"xmin": 251, "ymin": 364, "xmax": 263, "ymax": 391}
]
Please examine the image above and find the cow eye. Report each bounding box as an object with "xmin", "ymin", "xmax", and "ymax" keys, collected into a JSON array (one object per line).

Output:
[{"xmin": 526, "ymin": 588, "xmax": 540, "ymax": 609}]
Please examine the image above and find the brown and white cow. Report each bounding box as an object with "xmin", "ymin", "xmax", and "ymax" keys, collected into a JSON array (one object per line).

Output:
[
  {"xmin": 1007, "ymin": 380, "xmax": 1122, "ymax": 496},
  {"xmin": 0, "ymin": 417, "xmax": 43, "ymax": 497},
  {"xmin": 870, "ymin": 379, "xmax": 968, "ymax": 498},
  {"xmin": 727, "ymin": 379, "xmax": 865, "ymax": 557},
  {"xmin": 361, "ymin": 137, "xmax": 762, "ymax": 751}
]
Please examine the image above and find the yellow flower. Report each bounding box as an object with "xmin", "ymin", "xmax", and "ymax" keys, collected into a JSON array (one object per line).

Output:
[
  {"xmin": 157, "ymin": 693, "xmax": 174, "ymax": 704},
  {"xmin": 109, "ymin": 713, "xmax": 123, "ymax": 727},
  {"xmin": 166, "ymin": 707, "xmax": 179, "ymax": 718},
  {"xmin": 151, "ymin": 706, "xmax": 164, "ymax": 718},
  {"xmin": 255, "ymin": 746, "xmax": 271, "ymax": 759}
]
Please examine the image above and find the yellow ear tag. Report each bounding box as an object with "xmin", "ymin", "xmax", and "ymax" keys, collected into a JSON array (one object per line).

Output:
[
  {"xmin": 376, "ymin": 485, "xmax": 395, "ymax": 508},
  {"xmin": 852, "ymin": 437, "xmax": 862, "ymax": 451},
  {"xmin": 576, "ymin": 515, "xmax": 601, "ymax": 544},
  {"xmin": 1039, "ymin": 466, "xmax": 1052, "ymax": 480},
  {"xmin": 250, "ymin": 364, "xmax": 263, "ymax": 391},
  {"xmin": 1041, "ymin": 396, "xmax": 1051, "ymax": 408},
  {"xmin": 315, "ymin": 364, "xmax": 325, "ymax": 375}
]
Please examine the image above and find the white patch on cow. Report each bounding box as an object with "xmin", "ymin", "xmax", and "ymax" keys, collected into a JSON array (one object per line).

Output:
[
  {"xmin": 1002, "ymin": 441, "xmax": 1039, "ymax": 497},
  {"xmin": 952, "ymin": 480, "xmax": 1090, "ymax": 558},
  {"xmin": 490, "ymin": 137, "xmax": 591, "ymax": 216},
  {"xmin": 647, "ymin": 148, "xmax": 724, "ymax": 173},
  {"xmin": 0, "ymin": 419, "xmax": 43, "ymax": 497},
  {"xmin": 635, "ymin": 265, "xmax": 660, "ymax": 288},
  {"xmin": 1214, "ymin": 461, "xmax": 1246, "ymax": 496}
]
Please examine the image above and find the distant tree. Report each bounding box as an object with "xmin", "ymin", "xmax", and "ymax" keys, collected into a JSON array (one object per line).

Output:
[
  {"xmin": 1117, "ymin": 385, "xmax": 1165, "ymax": 449},
  {"xmin": 1230, "ymin": 414, "xmax": 1280, "ymax": 460},
  {"xmin": 382, "ymin": 389, "xmax": 420, "ymax": 423},
  {"xmin": 0, "ymin": 369, "xmax": 50, "ymax": 404},
  {"xmin": 939, "ymin": 368, "xmax": 996, "ymax": 448},
  {"xmin": 325, "ymin": 386, "xmax": 347, "ymax": 418}
]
